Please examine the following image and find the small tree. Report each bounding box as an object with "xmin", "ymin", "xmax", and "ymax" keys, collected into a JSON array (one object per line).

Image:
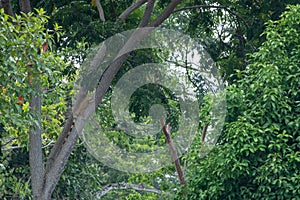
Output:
[{"xmin": 0, "ymin": 9, "xmax": 68, "ymax": 198}]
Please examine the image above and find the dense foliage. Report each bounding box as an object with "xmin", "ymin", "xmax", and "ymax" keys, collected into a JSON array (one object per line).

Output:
[
  {"xmin": 179, "ymin": 5, "xmax": 300, "ymax": 199},
  {"xmin": 1, "ymin": 0, "xmax": 299, "ymax": 199}
]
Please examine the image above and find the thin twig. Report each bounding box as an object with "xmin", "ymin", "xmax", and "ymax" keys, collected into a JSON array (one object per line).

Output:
[
  {"xmin": 165, "ymin": 59, "xmax": 200, "ymax": 72},
  {"xmin": 42, "ymin": 140, "xmax": 55, "ymax": 149},
  {"xmin": 1, "ymin": 145, "xmax": 23, "ymax": 151}
]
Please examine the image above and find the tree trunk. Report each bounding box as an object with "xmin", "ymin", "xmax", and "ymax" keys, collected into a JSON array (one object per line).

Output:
[
  {"xmin": 29, "ymin": 85, "xmax": 44, "ymax": 199},
  {"xmin": 19, "ymin": 0, "xmax": 31, "ymax": 13},
  {"xmin": 1, "ymin": 0, "xmax": 14, "ymax": 16}
]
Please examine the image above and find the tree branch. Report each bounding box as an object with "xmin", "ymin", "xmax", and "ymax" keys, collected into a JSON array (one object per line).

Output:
[
  {"xmin": 42, "ymin": 117, "xmax": 80, "ymax": 199},
  {"xmin": 96, "ymin": 183, "xmax": 162, "ymax": 198},
  {"xmin": 95, "ymin": 28, "xmax": 154, "ymax": 106},
  {"xmin": 42, "ymin": 44, "xmax": 108, "ymax": 199},
  {"xmin": 201, "ymin": 124, "xmax": 208, "ymax": 143},
  {"xmin": 42, "ymin": 140, "xmax": 54, "ymax": 149},
  {"xmin": 44, "ymin": 116, "xmax": 75, "ymax": 177},
  {"xmin": 1, "ymin": 136, "xmax": 19, "ymax": 147},
  {"xmin": 95, "ymin": 0, "xmax": 105, "ymax": 22},
  {"xmin": 165, "ymin": 59, "xmax": 200, "ymax": 72},
  {"xmin": 160, "ymin": 120, "xmax": 185, "ymax": 185},
  {"xmin": 119, "ymin": 0, "xmax": 147, "ymax": 20},
  {"xmin": 149, "ymin": 0, "xmax": 182, "ymax": 27},
  {"xmin": 1, "ymin": 145, "xmax": 23, "ymax": 151},
  {"xmin": 139, "ymin": 0, "xmax": 155, "ymax": 27},
  {"xmin": 42, "ymin": 1, "xmax": 183, "ymax": 197},
  {"xmin": 42, "ymin": 90, "xmax": 96, "ymax": 198}
]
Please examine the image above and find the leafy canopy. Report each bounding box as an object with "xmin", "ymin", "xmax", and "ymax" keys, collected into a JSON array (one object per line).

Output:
[{"xmin": 178, "ymin": 5, "xmax": 300, "ymax": 199}]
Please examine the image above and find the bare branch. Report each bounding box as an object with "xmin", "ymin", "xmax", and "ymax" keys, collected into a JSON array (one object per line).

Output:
[
  {"xmin": 1, "ymin": 145, "xmax": 23, "ymax": 151},
  {"xmin": 160, "ymin": 120, "xmax": 185, "ymax": 185},
  {"xmin": 43, "ymin": 44, "xmax": 108, "ymax": 199},
  {"xmin": 174, "ymin": 4, "xmax": 225, "ymax": 13},
  {"xmin": 1, "ymin": 140, "xmax": 53, "ymax": 151},
  {"xmin": 95, "ymin": 27, "xmax": 154, "ymax": 106},
  {"xmin": 42, "ymin": 140, "xmax": 54, "ymax": 149},
  {"xmin": 1, "ymin": 137, "xmax": 19, "ymax": 147},
  {"xmin": 149, "ymin": 0, "xmax": 182, "ymax": 27},
  {"xmin": 42, "ymin": 89, "xmax": 95, "ymax": 198},
  {"xmin": 95, "ymin": 0, "xmax": 105, "ymax": 22},
  {"xmin": 119, "ymin": 0, "xmax": 147, "ymax": 20},
  {"xmin": 139, "ymin": 0, "xmax": 155, "ymax": 27},
  {"xmin": 44, "ymin": 116, "xmax": 75, "ymax": 177},
  {"xmin": 96, "ymin": 183, "xmax": 162, "ymax": 199}
]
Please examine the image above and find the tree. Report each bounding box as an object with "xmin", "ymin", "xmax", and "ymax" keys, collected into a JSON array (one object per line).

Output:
[
  {"xmin": 1, "ymin": 0, "xmax": 299, "ymax": 199},
  {"xmin": 0, "ymin": 8, "xmax": 68, "ymax": 199},
  {"xmin": 1, "ymin": 1, "xmax": 187, "ymax": 199},
  {"xmin": 178, "ymin": 5, "xmax": 300, "ymax": 199}
]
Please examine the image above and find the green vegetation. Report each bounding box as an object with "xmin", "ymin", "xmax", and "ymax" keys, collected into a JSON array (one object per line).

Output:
[
  {"xmin": 0, "ymin": 1, "xmax": 299, "ymax": 199},
  {"xmin": 178, "ymin": 5, "xmax": 300, "ymax": 199}
]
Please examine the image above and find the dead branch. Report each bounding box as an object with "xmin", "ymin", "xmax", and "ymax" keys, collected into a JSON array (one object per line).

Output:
[{"xmin": 160, "ymin": 120, "xmax": 185, "ymax": 185}]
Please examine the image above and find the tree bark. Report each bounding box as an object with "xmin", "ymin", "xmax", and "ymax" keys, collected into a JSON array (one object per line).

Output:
[
  {"xmin": 149, "ymin": 0, "xmax": 182, "ymax": 27},
  {"xmin": 1, "ymin": 0, "xmax": 14, "ymax": 16},
  {"xmin": 29, "ymin": 85, "xmax": 44, "ymax": 200},
  {"xmin": 119, "ymin": 0, "xmax": 147, "ymax": 20},
  {"xmin": 160, "ymin": 120, "xmax": 185, "ymax": 185},
  {"xmin": 139, "ymin": 0, "xmax": 155, "ymax": 27},
  {"xmin": 19, "ymin": 0, "xmax": 31, "ymax": 13},
  {"xmin": 95, "ymin": 0, "xmax": 105, "ymax": 22}
]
